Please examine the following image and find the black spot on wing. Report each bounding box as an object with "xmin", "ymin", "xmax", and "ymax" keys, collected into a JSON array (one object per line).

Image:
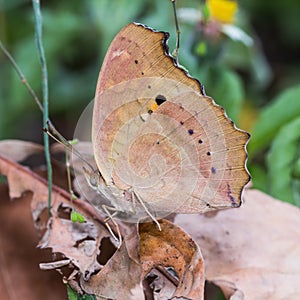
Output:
[
  {"xmin": 155, "ymin": 94, "xmax": 167, "ymax": 105},
  {"xmin": 188, "ymin": 129, "xmax": 194, "ymax": 135}
]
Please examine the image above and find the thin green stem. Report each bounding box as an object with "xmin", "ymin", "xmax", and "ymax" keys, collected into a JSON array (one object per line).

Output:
[
  {"xmin": 171, "ymin": 0, "xmax": 180, "ymax": 64},
  {"xmin": 32, "ymin": 0, "xmax": 52, "ymax": 216},
  {"xmin": 0, "ymin": 41, "xmax": 44, "ymax": 113}
]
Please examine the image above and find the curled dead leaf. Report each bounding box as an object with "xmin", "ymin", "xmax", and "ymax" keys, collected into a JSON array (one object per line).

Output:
[
  {"xmin": 139, "ymin": 219, "xmax": 205, "ymax": 300},
  {"xmin": 80, "ymin": 232, "xmax": 144, "ymax": 300},
  {"xmin": 80, "ymin": 219, "xmax": 205, "ymax": 300}
]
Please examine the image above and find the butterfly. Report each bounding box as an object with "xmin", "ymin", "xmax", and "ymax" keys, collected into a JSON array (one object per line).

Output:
[{"xmin": 72, "ymin": 23, "xmax": 250, "ymax": 237}]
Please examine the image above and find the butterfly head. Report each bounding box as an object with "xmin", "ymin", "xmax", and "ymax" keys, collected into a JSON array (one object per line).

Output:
[{"xmin": 82, "ymin": 166, "xmax": 103, "ymax": 191}]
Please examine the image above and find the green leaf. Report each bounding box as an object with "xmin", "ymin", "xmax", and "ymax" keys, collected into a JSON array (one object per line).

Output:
[
  {"xmin": 249, "ymin": 84, "xmax": 300, "ymax": 155},
  {"xmin": 67, "ymin": 285, "xmax": 95, "ymax": 300},
  {"xmin": 71, "ymin": 211, "xmax": 85, "ymax": 223},
  {"xmin": 267, "ymin": 117, "xmax": 300, "ymax": 205},
  {"xmin": 67, "ymin": 286, "xmax": 78, "ymax": 300}
]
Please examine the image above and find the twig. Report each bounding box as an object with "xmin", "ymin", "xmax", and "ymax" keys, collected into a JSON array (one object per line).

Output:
[
  {"xmin": 32, "ymin": 0, "xmax": 52, "ymax": 216},
  {"xmin": 170, "ymin": 0, "xmax": 180, "ymax": 64},
  {"xmin": 0, "ymin": 41, "xmax": 44, "ymax": 113}
]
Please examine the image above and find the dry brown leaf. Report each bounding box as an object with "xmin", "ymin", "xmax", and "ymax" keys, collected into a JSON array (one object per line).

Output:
[
  {"xmin": 139, "ymin": 219, "xmax": 205, "ymax": 300},
  {"xmin": 80, "ymin": 232, "xmax": 144, "ymax": 300},
  {"xmin": 8, "ymin": 140, "xmax": 287, "ymax": 299},
  {"xmin": 0, "ymin": 184, "xmax": 66, "ymax": 300},
  {"xmin": 39, "ymin": 212, "xmax": 106, "ymax": 280},
  {"xmin": 0, "ymin": 141, "xmax": 116, "ymax": 284},
  {"xmin": 175, "ymin": 189, "xmax": 300, "ymax": 299},
  {"xmin": 0, "ymin": 139, "xmax": 43, "ymax": 161},
  {"xmin": 81, "ymin": 219, "xmax": 205, "ymax": 300}
]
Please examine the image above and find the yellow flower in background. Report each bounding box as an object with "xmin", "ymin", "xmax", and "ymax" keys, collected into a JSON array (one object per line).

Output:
[
  {"xmin": 177, "ymin": 0, "xmax": 252, "ymax": 47},
  {"xmin": 207, "ymin": 0, "xmax": 238, "ymax": 24}
]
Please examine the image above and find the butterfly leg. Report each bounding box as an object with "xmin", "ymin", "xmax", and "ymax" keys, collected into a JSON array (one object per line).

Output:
[
  {"xmin": 132, "ymin": 191, "xmax": 162, "ymax": 231},
  {"xmin": 129, "ymin": 189, "xmax": 137, "ymax": 215},
  {"xmin": 102, "ymin": 204, "xmax": 122, "ymax": 248}
]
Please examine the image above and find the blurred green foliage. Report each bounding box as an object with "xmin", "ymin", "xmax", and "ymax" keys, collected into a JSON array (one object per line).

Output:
[
  {"xmin": 250, "ymin": 85, "xmax": 300, "ymax": 205},
  {"xmin": 1, "ymin": 0, "xmax": 300, "ymax": 206}
]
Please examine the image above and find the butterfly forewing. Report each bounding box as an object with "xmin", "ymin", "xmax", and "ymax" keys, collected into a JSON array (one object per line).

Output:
[{"xmin": 88, "ymin": 23, "xmax": 250, "ymax": 219}]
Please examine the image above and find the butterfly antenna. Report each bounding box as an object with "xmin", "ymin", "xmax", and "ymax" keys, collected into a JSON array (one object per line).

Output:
[
  {"xmin": 170, "ymin": 0, "xmax": 180, "ymax": 64},
  {"xmin": 44, "ymin": 120, "xmax": 96, "ymax": 173}
]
